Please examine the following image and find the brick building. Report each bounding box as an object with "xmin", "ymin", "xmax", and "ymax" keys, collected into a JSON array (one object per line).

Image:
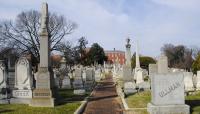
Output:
[{"xmin": 105, "ymin": 50, "xmax": 125, "ymax": 65}]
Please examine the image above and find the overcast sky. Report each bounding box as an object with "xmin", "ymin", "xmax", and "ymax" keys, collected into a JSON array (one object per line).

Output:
[{"xmin": 0, "ymin": 0, "xmax": 200, "ymax": 57}]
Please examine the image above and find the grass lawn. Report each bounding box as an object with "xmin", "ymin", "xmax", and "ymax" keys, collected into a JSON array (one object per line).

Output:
[
  {"xmin": 126, "ymin": 91, "xmax": 150, "ymax": 114},
  {"xmin": 0, "ymin": 102, "xmax": 81, "ymax": 114},
  {"xmin": 0, "ymin": 89, "xmax": 91, "ymax": 114},
  {"xmin": 186, "ymin": 91, "xmax": 200, "ymax": 114}
]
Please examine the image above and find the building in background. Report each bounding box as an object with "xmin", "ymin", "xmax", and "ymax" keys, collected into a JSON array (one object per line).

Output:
[{"xmin": 105, "ymin": 50, "xmax": 125, "ymax": 65}]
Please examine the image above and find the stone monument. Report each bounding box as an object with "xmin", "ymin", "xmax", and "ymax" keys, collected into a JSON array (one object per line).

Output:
[
  {"xmin": 30, "ymin": 2, "xmax": 54, "ymax": 107},
  {"xmin": 147, "ymin": 73, "xmax": 190, "ymax": 114},
  {"xmin": 123, "ymin": 38, "xmax": 133, "ymax": 81},
  {"xmin": 13, "ymin": 57, "xmax": 33, "ymax": 99}
]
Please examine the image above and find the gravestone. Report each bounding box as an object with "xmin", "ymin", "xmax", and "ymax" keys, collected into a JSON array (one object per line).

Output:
[
  {"xmin": 95, "ymin": 69, "xmax": 101, "ymax": 82},
  {"xmin": 0, "ymin": 61, "xmax": 7, "ymax": 99},
  {"xmin": 147, "ymin": 73, "xmax": 190, "ymax": 114},
  {"xmin": 148, "ymin": 64, "xmax": 157, "ymax": 77},
  {"xmin": 73, "ymin": 68, "xmax": 83, "ymax": 89},
  {"xmin": 196, "ymin": 71, "xmax": 200, "ymax": 90},
  {"xmin": 85, "ymin": 68, "xmax": 94, "ymax": 81},
  {"xmin": 30, "ymin": 2, "xmax": 54, "ymax": 107},
  {"xmin": 13, "ymin": 57, "xmax": 33, "ymax": 99},
  {"xmin": 183, "ymin": 72, "xmax": 194, "ymax": 92},
  {"xmin": 136, "ymin": 70, "xmax": 144, "ymax": 85},
  {"xmin": 157, "ymin": 54, "xmax": 168, "ymax": 74},
  {"xmin": 124, "ymin": 82, "xmax": 136, "ymax": 95},
  {"xmin": 85, "ymin": 68, "xmax": 95, "ymax": 90},
  {"xmin": 62, "ymin": 76, "xmax": 71, "ymax": 89}
]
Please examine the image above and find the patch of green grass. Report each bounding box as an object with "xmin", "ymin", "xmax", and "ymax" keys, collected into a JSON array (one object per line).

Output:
[
  {"xmin": 126, "ymin": 91, "xmax": 151, "ymax": 108},
  {"xmin": 186, "ymin": 91, "xmax": 200, "ymax": 100},
  {"xmin": 0, "ymin": 102, "xmax": 81, "ymax": 114},
  {"xmin": 192, "ymin": 106, "xmax": 200, "ymax": 114},
  {"xmin": 185, "ymin": 91, "xmax": 200, "ymax": 114}
]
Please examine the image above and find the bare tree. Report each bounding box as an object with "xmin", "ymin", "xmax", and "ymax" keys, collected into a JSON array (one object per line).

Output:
[{"xmin": 0, "ymin": 10, "xmax": 77, "ymax": 65}]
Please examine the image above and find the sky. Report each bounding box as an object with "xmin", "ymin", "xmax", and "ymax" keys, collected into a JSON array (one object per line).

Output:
[{"xmin": 0, "ymin": 0, "xmax": 200, "ymax": 57}]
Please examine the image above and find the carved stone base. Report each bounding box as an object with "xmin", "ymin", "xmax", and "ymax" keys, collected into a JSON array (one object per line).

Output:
[
  {"xmin": 147, "ymin": 103, "xmax": 190, "ymax": 114},
  {"xmin": 29, "ymin": 89, "xmax": 54, "ymax": 107}
]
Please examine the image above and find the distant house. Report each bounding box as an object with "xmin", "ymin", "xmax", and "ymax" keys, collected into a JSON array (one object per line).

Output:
[{"xmin": 105, "ymin": 50, "xmax": 125, "ymax": 65}]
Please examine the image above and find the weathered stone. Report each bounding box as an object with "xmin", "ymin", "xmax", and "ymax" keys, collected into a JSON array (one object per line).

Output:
[
  {"xmin": 196, "ymin": 71, "xmax": 200, "ymax": 90},
  {"xmin": 157, "ymin": 54, "xmax": 168, "ymax": 74},
  {"xmin": 135, "ymin": 70, "xmax": 144, "ymax": 84},
  {"xmin": 183, "ymin": 72, "xmax": 194, "ymax": 91},
  {"xmin": 62, "ymin": 76, "xmax": 71, "ymax": 89},
  {"xmin": 151, "ymin": 73, "xmax": 185, "ymax": 105},
  {"xmin": 12, "ymin": 90, "xmax": 32, "ymax": 98},
  {"xmin": 124, "ymin": 82, "xmax": 136, "ymax": 95},
  {"xmin": 30, "ymin": 2, "xmax": 54, "ymax": 107},
  {"xmin": 15, "ymin": 57, "xmax": 32, "ymax": 89},
  {"xmin": 148, "ymin": 64, "xmax": 157, "ymax": 77},
  {"xmin": 122, "ymin": 66, "xmax": 133, "ymax": 82},
  {"xmin": 73, "ymin": 89, "xmax": 85, "ymax": 95},
  {"xmin": 147, "ymin": 103, "xmax": 190, "ymax": 114},
  {"xmin": 148, "ymin": 73, "xmax": 190, "ymax": 114}
]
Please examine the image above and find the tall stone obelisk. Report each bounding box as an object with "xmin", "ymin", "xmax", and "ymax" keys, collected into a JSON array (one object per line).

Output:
[
  {"xmin": 125, "ymin": 38, "xmax": 131, "ymax": 67},
  {"xmin": 30, "ymin": 2, "xmax": 54, "ymax": 107},
  {"xmin": 135, "ymin": 41, "xmax": 141, "ymax": 70}
]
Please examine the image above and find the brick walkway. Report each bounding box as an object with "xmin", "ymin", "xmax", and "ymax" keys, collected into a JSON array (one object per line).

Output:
[{"xmin": 82, "ymin": 75, "xmax": 124, "ymax": 114}]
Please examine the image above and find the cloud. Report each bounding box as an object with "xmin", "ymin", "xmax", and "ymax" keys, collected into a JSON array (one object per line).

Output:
[
  {"xmin": 0, "ymin": 0, "xmax": 199, "ymax": 57},
  {"xmin": 150, "ymin": 0, "xmax": 200, "ymax": 11}
]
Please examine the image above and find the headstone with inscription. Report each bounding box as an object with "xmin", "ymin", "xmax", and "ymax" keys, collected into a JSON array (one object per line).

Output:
[
  {"xmin": 147, "ymin": 73, "xmax": 190, "ymax": 114},
  {"xmin": 13, "ymin": 57, "xmax": 33, "ymax": 99}
]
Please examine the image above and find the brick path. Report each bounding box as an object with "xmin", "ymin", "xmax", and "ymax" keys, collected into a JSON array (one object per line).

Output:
[{"xmin": 82, "ymin": 75, "xmax": 124, "ymax": 114}]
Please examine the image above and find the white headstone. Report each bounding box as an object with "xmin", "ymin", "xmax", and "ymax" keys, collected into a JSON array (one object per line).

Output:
[
  {"xmin": 147, "ymin": 73, "xmax": 190, "ymax": 114},
  {"xmin": 62, "ymin": 76, "xmax": 71, "ymax": 89},
  {"xmin": 124, "ymin": 82, "xmax": 137, "ymax": 95},
  {"xmin": 196, "ymin": 71, "xmax": 200, "ymax": 90},
  {"xmin": 183, "ymin": 72, "xmax": 194, "ymax": 91},
  {"xmin": 136, "ymin": 70, "xmax": 144, "ymax": 84},
  {"xmin": 15, "ymin": 57, "xmax": 32, "ymax": 89}
]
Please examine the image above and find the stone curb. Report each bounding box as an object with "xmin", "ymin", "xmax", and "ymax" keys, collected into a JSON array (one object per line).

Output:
[{"xmin": 73, "ymin": 99, "xmax": 88, "ymax": 114}]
